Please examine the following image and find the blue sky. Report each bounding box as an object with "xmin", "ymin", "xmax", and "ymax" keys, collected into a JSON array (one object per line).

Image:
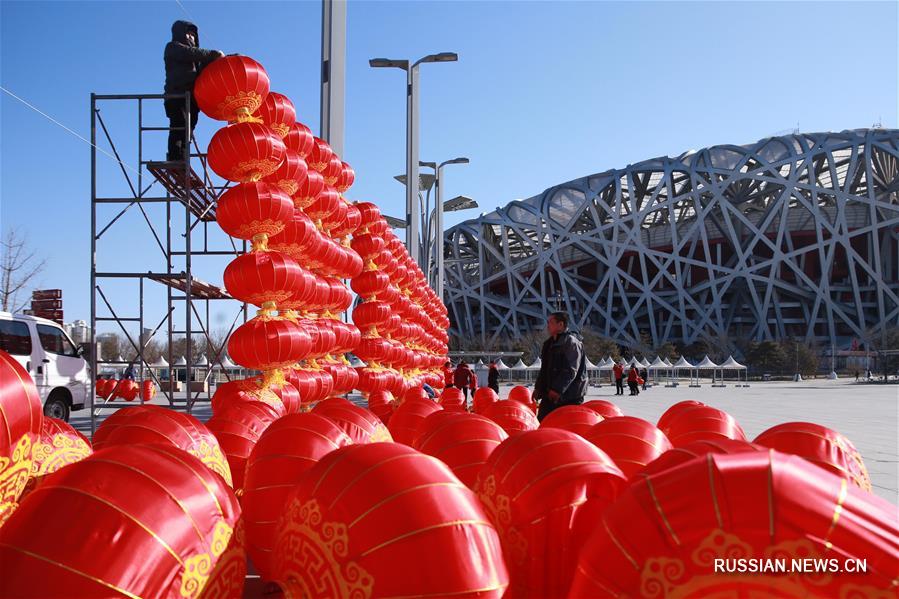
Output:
[{"xmin": 1, "ymin": 0, "xmax": 896, "ymax": 337}]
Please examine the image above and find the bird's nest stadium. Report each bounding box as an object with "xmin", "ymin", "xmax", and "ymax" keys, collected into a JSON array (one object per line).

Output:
[{"xmin": 444, "ymin": 128, "xmax": 899, "ymax": 350}]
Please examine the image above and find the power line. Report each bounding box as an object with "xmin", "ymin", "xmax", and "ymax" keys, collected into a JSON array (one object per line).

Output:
[
  {"xmin": 174, "ymin": 0, "xmax": 194, "ymax": 21},
  {"xmin": 0, "ymin": 86, "xmax": 141, "ymax": 176}
]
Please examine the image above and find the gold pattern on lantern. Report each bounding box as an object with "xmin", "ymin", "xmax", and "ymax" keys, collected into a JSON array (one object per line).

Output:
[
  {"xmin": 216, "ymin": 92, "xmax": 264, "ymax": 123},
  {"xmin": 0, "ymin": 434, "xmax": 34, "ymax": 523},
  {"xmin": 200, "ymin": 520, "xmax": 246, "ymax": 599},
  {"xmin": 180, "ymin": 552, "xmax": 213, "ymax": 598},
  {"xmin": 188, "ymin": 441, "xmax": 233, "ymax": 487},
  {"xmin": 236, "ymin": 159, "xmax": 282, "ymax": 183}
]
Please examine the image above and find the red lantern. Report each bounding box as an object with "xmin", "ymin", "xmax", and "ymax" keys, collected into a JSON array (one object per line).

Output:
[
  {"xmin": 582, "ymin": 399, "xmax": 623, "ymax": 418},
  {"xmin": 754, "ymin": 422, "xmax": 872, "ymax": 492},
  {"xmin": 414, "ymin": 412, "xmax": 508, "ymax": 488},
  {"xmin": 583, "ymin": 416, "xmax": 672, "ymax": 479},
  {"xmin": 336, "ymin": 161, "xmax": 355, "ymax": 193},
  {"xmin": 665, "ymin": 406, "xmax": 746, "ymax": 447},
  {"xmin": 387, "ymin": 398, "xmax": 442, "ymax": 446},
  {"xmin": 253, "ymin": 91, "xmax": 295, "ymax": 138},
  {"xmin": 638, "ymin": 438, "xmax": 763, "ymax": 478},
  {"xmin": 323, "ymin": 155, "xmax": 343, "ymax": 186},
  {"xmin": 0, "ymin": 444, "xmax": 244, "ymax": 598},
  {"xmin": 366, "ymin": 390, "xmax": 395, "ymax": 425},
  {"xmin": 223, "ymin": 251, "xmax": 304, "ymax": 308},
  {"xmin": 507, "ymin": 385, "xmax": 531, "ymax": 403},
  {"xmin": 114, "ymin": 379, "xmax": 139, "ymax": 401},
  {"xmin": 195, "ymin": 55, "xmax": 269, "ymax": 121},
  {"xmin": 307, "ymin": 136, "xmax": 333, "ymax": 172},
  {"xmin": 21, "ymin": 417, "xmax": 91, "ymax": 499},
  {"xmin": 483, "ymin": 400, "xmax": 539, "ymax": 436},
  {"xmin": 292, "ymin": 168, "xmax": 325, "ymax": 210},
  {"xmin": 540, "ymin": 404, "xmax": 605, "ymax": 438},
  {"xmin": 570, "ymin": 451, "xmax": 899, "ymax": 597},
  {"xmin": 401, "ymin": 386, "xmax": 430, "ymax": 405},
  {"xmin": 305, "ymin": 185, "xmax": 339, "ymax": 225},
  {"xmin": 216, "ymin": 182, "xmax": 294, "ymax": 242},
  {"xmin": 93, "ymin": 404, "xmax": 233, "ymax": 486},
  {"xmin": 656, "ymin": 399, "xmax": 705, "ymax": 435},
  {"xmin": 268, "ymin": 211, "xmax": 323, "ymax": 262},
  {"xmin": 243, "ymin": 413, "xmax": 353, "ymax": 580},
  {"xmin": 208, "ymin": 122, "xmax": 286, "ymax": 182},
  {"xmin": 283, "ymin": 122, "xmax": 315, "ymax": 160},
  {"xmin": 271, "ymin": 443, "xmax": 509, "ymax": 598},
  {"xmin": 206, "ymin": 401, "xmax": 280, "ymax": 492},
  {"xmin": 438, "ymin": 387, "xmax": 466, "ymax": 412},
  {"xmin": 351, "ymin": 270, "xmax": 389, "ymax": 300},
  {"xmin": 312, "ymin": 397, "xmax": 392, "ymax": 444},
  {"xmin": 331, "ymin": 202, "xmax": 361, "ymax": 240},
  {"xmin": 227, "ymin": 316, "xmax": 312, "ymax": 372},
  {"xmin": 261, "ymin": 150, "xmax": 308, "ymax": 199},
  {"xmin": 472, "ymin": 387, "xmax": 499, "ymax": 414},
  {"xmin": 139, "ymin": 380, "xmax": 156, "ymax": 401},
  {"xmin": 475, "ymin": 429, "xmax": 626, "ymax": 598},
  {"xmin": 211, "ymin": 377, "xmax": 286, "ymax": 417}
]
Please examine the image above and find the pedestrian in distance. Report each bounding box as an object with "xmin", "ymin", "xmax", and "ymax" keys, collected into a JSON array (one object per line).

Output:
[
  {"xmin": 488, "ymin": 360, "xmax": 500, "ymax": 395},
  {"xmin": 453, "ymin": 361, "xmax": 475, "ymax": 404},
  {"xmin": 855, "ymin": 370, "xmax": 859, "ymax": 382},
  {"xmin": 640, "ymin": 367, "xmax": 648, "ymax": 391},
  {"xmin": 533, "ymin": 312, "xmax": 588, "ymax": 421},
  {"xmin": 613, "ymin": 360, "xmax": 625, "ymax": 396},
  {"xmin": 443, "ymin": 361, "xmax": 455, "ymax": 389},
  {"xmin": 164, "ymin": 20, "xmax": 224, "ymax": 161},
  {"xmin": 627, "ymin": 364, "xmax": 640, "ymax": 396}
]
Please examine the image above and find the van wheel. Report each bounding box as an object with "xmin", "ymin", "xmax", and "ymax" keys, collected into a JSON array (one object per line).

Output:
[{"xmin": 44, "ymin": 392, "xmax": 70, "ymax": 422}]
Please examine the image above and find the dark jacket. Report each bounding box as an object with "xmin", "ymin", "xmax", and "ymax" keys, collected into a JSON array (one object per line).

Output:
[
  {"xmin": 453, "ymin": 365, "xmax": 474, "ymax": 389},
  {"xmin": 534, "ymin": 331, "xmax": 587, "ymax": 406},
  {"xmin": 488, "ymin": 366, "xmax": 499, "ymax": 388},
  {"xmin": 164, "ymin": 20, "xmax": 220, "ymax": 94}
]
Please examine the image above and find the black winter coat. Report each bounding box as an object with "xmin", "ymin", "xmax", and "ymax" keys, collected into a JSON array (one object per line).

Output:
[
  {"xmin": 164, "ymin": 20, "xmax": 220, "ymax": 94},
  {"xmin": 534, "ymin": 331, "xmax": 587, "ymax": 406}
]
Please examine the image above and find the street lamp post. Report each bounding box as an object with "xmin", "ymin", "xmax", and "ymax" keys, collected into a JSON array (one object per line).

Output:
[
  {"xmin": 369, "ymin": 52, "xmax": 458, "ymax": 267},
  {"xmin": 424, "ymin": 158, "xmax": 470, "ymax": 300}
]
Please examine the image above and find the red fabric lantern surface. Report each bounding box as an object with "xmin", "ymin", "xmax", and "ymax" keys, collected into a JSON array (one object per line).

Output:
[
  {"xmin": 223, "ymin": 251, "xmax": 303, "ymax": 308},
  {"xmin": 140, "ymin": 380, "xmax": 156, "ymax": 401},
  {"xmin": 311, "ymin": 397, "xmax": 392, "ymax": 444},
  {"xmin": 208, "ymin": 122, "xmax": 286, "ymax": 183},
  {"xmin": 307, "ymin": 136, "xmax": 333, "ymax": 172},
  {"xmin": 582, "ymin": 399, "xmax": 624, "ymax": 418},
  {"xmin": 336, "ymin": 161, "xmax": 355, "ymax": 193},
  {"xmin": 252, "ymin": 91, "xmax": 295, "ymax": 138},
  {"xmin": 271, "ymin": 443, "xmax": 509, "ymax": 598},
  {"xmin": 665, "ymin": 405, "xmax": 747, "ymax": 447},
  {"xmin": 506, "ymin": 385, "xmax": 532, "ymax": 404},
  {"xmin": 331, "ymin": 201, "xmax": 361, "ymax": 240},
  {"xmin": 387, "ymin": 399, "xmax": 442, "ymax": 446},
  {"xmin": 583, "ymin": 416, "xmax": 673, "ymax": 479},
  {"xmin": 656, "ymin": 399, "xmax": 705, "ymax": 435},
  {"xmin": 195, "ymin": 54, "xmax": 269, "ymax": 122},
  {"xmin": 352, "ymin": 301, "xmax": 391, "ymax": 335},
  {"xmin": 114, "ymin": 378, "xmax": 139, "ymax": 401},
  {"xmin": 350, "ymin": 234, "xmax": 385, "ymax": 262},
  {"xmin": 483, "ymin": 400, "xmax": 540, "ymax": 437},
  {"xmin": 283, "ymin": 122, "xmax": 315, "ymax": 160},
  {"xmin": 268, "ymin": 211, "xmax": 323, "ymax": 262},
  {"xmin": 400, "ymin": 386, "xmax": 431, "ymax": 406},
  {"xmin": 366, "ymin": 391, "xmax": 395, "ymax": 426},
  {"xmin": 0, "ymin": 444, "xmax": 245, "ymax": 598},
  {"xmin": 438, "ymin": 386, "xmax": 466, "ymax": 412},
  {"xmin": 243, "ymin": 413, "xmax": 353, "ymax": 580},
  {"xmin": 0, "ymin": 349, "xmax": 44, "ymax": 523},
  {"xmin": 754, "ymin": 422, "xmax": 872, "ymax": 492},
  {"xmin": 20, "ymin": 417, "xmax": 91, "ymax": 499},
  {"xmin": 323, "ymin": 155, "xmax": 343, "ymax": 186},
  {"xmin": 206, "ymin": 401, "xmax": 279, "ymax": 493},
  {"xmin": 475, "ymin": 428, "xmax": 626, "ymax": 598},
  {"xmin": 414, "ymin": 412, "xmax": 508, "ymax": 488},
  {"xmin": 261, "ymin": 149, "xmax": 308, "ymax": 200},
  {"xmin": 539, "ymin": 404, "xmax": 605, "ymax": 437},
  {"xmin": 286, "ymin": 368, "xmax": 334, "ymax": 405},
  {"xmin": 351, "ymin": 272, "xmax": 390, "ymax": 302},
  {"xmin": 227, "ymin": 316, "xmax": 312, "ymax": 372},
  {"xmin": 93, "ymin": 405, "xmax": 233, "ymax": 486},
  {"xmin": 472, "ymin": 386, "xmax": 499, "ymax": 414},
  {"xmin": 638, "ymin": 438, "xmax": 763, "ymax": 478},
  {"xmin": 216, "ymin": 181, "xmax": 294, "ymax": 242},
  {"xmin": 292, "ymin": 168, "xmax": 325, "ymax": 210},
  {"xmin": 211, "ymin": 378, "xmax": 287, "ymax": 417},
  {"xmin": 305, "ymin": 185, "xmax": 339, "ymax": 226},
  {"xmin": 569, "ymin": 451, "xmax": 899, "ymax": 597}
]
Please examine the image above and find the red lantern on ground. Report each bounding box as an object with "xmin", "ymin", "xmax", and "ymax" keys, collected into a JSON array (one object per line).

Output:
[
  {"xmin": 656, "ymin": 400, "xmax": 705, "ymax": 435},
  {"xmin": 21, "ymin": 417, "xmax": 91, "ymax": 498},
  {"xmin": 475, "ymin": 429, "xmax": 626, "ymax": 598},
  {"xmin": 665, "ymin": 406, "xmax": 746, "ymax": 447},
  {"xmin": 208, "ymin": 122, "xmax": 286, "ymax": 182},
  {"xmin": 507, "ymin": 385, "xmax": 532, "ymax": 404},
  {"xmin": 223, "ymin": 251, "xmax": 303, "ymax": 308},
  {"xmin": 195, "ymin": 55, "xmax": 269, "ymax": 122},
  {"xmin": 414, "ymin": 412, "xmax": 508, "ymax": 488},
  {"xmin": 227, "ymin": 316, "xmax": 312, "ymax": 374},
  {"xmin": 754, "ymin": 422, "xmax": 872, "ymax": 492},
  {"xmin": 540, "ymin": 405, "xmax": 605, "ymax": 438},
  {"xmin": 206, "ymin": 401, "xmax": 280, "ymax": 492},
  {"xmin": 0, "ymin": 445, "xmax": 244, "ymax": 598},
  {"xmin": 438, "ymin": 387, "xmax": 466, "ymax": 412},
  {"xmin": 582, "ymin": 399, "xmax": 623, "ymax": 418},
  {"xmin": 139, "ymin": 380, "xmax": 156, "ymax": 401},
  {"xmin": 637, "ymin": 438, "xmax": 763, "ymax": 478},
  {"xmin": 472, "ymin": 387, "xmax": 498, "ymax": 414},
  {"xmin": 570, "ymin": 451, "xmax": 899, "ymax": 597},
  {"xmin": 216, "ymin": 182, "xmax": 294, "ymax": 243},
  {"xmin": 252, "ymin": 91, "xmax": 295, "ymax": 137},
  {"xmin": 583, "ymin": 416, "xmax": 672, "ymax": 479},
  {"xmin": 387, "ymin": 398, "xmax": 442, "ymax": 446},
  {"xmin": 271, "ymin": 443, "xmax": 509, "ymax": 598},
  {"xmin": 93, "ymin": 404, "xmax": 233, "ymax": 486},
  {"xmin": 261, "ymin": 150, "xmax": 308, "ymax": 199},
  {"xmin": 242, "ymin": 413, "xmax": 353, "ymax": 580},
  {"xmin": 483, "ymin": 400, "xmax": 540, "ymax": 437},
  {"xmin": 283, "ymin": 122, "xmax": 315, "ymax": 159},
  {"xmin": 312, "ymin": 397, "xmax": 392, "ymax": 444}
]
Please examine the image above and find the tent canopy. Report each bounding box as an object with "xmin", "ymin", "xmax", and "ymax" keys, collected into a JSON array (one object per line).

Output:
[
  {"xmin": 719, "ymin": 355, "xmax": 747, "ymax": 369},
  {"xmin": 495, "ymin": 359, "xmax": 509, "ymax": 370},
  {"xmin": 527, "ymin": 357, "xmax": 542, "ymax": 370},
  {"xmin": 584, "ymin": 357, "xmax": 598, "ymax": 370},
  {"xmin": 695, "ymin": 355, "xmax": 719, "ymax": 369},
  {"xmin": 219, "ymin": 356, "xmax": 238, "ymax": 369},
  {"xmin": 195, "ymin": 355, "xmax": 209, "ymax": 366},
  {"xmin": 649, "ymin": 356, "xmax": 666, "ymax": 369},
  {"xmin": 174, "ymin": 356, "xmax": 187, "ymax": 366},
  {"xmin": 662, "ymin": 358, "xmax": 674, "ymax": 367},
  {"xmin": 673, "ymin": 356, "xmax": 695, "ymax": 369},
  {"xmin": 150, "ymin": 355, "xmax": 169, "ymax": 367},
  {"xmin": 511, "ymin": 359, "xmax": 528, "ymax": 370}
]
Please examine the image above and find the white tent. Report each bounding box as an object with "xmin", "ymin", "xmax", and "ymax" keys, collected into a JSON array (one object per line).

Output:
[
  {"xmin": 475, "ymin": 358, "xmax": 485, "ymax": 367},
  {"xmin": 219, "ymin": 355, "xmax": 237, "ymax": 369},
  {"xmin": 599, "ymin": 357, "xmax": 615, "ymax": 370},
  {"xmin": 511, "ymin": 359, "xmax": 528, "ymax": 370},
  {"xmin": 669, "ymin": 356, "xmax": 694, "ymax": 387},
  {"xmin": 719, "ymin": 355, "xmax": 749, "ymax": 386},
  {"xmin": 694, "ymin": 355, "xmax": 718, "ymax": 387},
  {"xmin": 174, "ymin": 356, "xmax": 187, "ymax": 366},
  {"xmin": 649, "ymin": 356, "xmax": 666, "ymax": 370},
  {"xmin": 662, "ymin": 357, "xmax": 673, "ymax": 367},
  {"xmin": 637, "ymin": 357, "xmax": 652, "ymax": 369},
  {"xmin": 150, "ymin": 355, "xmax": 168, "ymax": 368},
  {"xmin": 494, "ymin": 359, "xmax": 509, "ymax": 370},
  {"xmin": 527, "ymin": 357, "xmax": 542, "ymax": 370},
  {"xmin": 585, "ymin": 357, "xmax": 598, "ymax": 370},
  {"xmin": 195, "ymin": 355, "xmax": 209, "ymax": 367}
]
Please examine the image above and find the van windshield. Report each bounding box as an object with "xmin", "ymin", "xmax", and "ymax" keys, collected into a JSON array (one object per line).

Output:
[
  {"xmin": 36, "ymin": 324, "xmax": 78, "ymax": 356},
  {"xmin": 0, "ymin": 320, "xmax": 32, "ymax": 355}
]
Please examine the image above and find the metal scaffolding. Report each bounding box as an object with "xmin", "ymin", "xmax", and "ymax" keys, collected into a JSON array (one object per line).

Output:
[{"xmin": 89, "ymin": 92, "xmax": 247, "ymax": 433}]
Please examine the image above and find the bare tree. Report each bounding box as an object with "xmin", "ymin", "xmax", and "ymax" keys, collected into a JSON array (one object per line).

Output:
[{"xmin": 1, "ymin": 229, "xmax": 46, "ymax": 313}]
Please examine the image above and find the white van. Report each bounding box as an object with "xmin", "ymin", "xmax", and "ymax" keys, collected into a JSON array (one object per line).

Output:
[{"xmin": 0, "ymin": 312, "xmax": 89, "ymax": 421}]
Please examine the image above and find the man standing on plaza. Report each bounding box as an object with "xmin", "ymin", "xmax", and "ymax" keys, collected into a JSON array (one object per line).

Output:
[
  {"xmin": 612, "ymin": 360, "xmax": 624, "ymax": 395},
  {"xmin": 534, "ymin": 312, "xmax": 587, "ymax": 421},
  {"xmin": 453, "ymin": 361, "xmax": 475, "ymax": 403},
  {"xmin": 488, "ymin": 360, "xmax": 500, "ymax": 395}
]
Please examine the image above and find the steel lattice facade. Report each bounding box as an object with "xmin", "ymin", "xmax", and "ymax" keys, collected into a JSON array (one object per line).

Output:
[{"xmin": 444, "ymin": 129, "xmax": 899, "ymax": 349}]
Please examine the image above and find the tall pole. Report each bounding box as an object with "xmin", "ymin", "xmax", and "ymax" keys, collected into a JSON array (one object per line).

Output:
[
  {"xmin": 406, "ymin": 65, "xmax": 421, "ymax": 266},
  {"xmin": 320, "ymin": 0, "xmax": 346, "ymax": 155},
  {"xmin": 436, "ymin": 164, "xmax": 445, "ymax": 300}
]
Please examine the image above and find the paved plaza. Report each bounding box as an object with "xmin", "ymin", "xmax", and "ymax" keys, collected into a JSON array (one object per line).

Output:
[{"xmin": 73, "ymin": 378, "xmax": 898, "ymax": 504}]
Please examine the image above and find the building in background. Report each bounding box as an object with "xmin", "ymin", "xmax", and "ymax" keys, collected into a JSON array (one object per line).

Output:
[
  {"xmin": 444, "ymin": 128, "xmax": 899, "ymax": 352},
  {"xmin": 65, "ymin": 320, "xmax": 91, "ymax": 345}
]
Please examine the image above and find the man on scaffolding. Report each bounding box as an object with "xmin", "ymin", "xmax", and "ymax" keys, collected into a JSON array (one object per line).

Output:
[{"xmin": 164, "ymin": 20, "xmax": 223, "ymax": 162}]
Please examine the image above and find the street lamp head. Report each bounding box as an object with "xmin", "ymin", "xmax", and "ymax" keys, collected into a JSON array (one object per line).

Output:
[
  {"xmin": 441, "ymin": 157, "xmax": 470, "ymax": 167},
  {"xmin": 444, "ymin": 195, "xmax": 478, "ymax": 212},
  {"xmin": 369, "ymin": 58, "xmax": 409, "ymax": 69},
  {"xmin": 419, "ymin": 52, "xmax": 458, "ymax": 64},
  {"xmin": 383, "ymin": 214, "xmax": 407, "ymax": 229},
  {"xmin": 419, "ymin": 161, "xmax": 437, "ymax": 170},
  {"xmin": 395, "ymin": 173, "xmax": 436, "ymax": 192}
]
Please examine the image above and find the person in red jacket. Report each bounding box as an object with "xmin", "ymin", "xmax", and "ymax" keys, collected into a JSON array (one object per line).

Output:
[
  {"xmin": 453, "ymin": 362, "xmax": 475, "ymax": 403},
  {"xmin": 612, "ymin": 361, "xmax": 625, "ymax": 395},
  {"xmin": 443, "ymin": 361, "xmax": 455, "ymax": 388},
  {"xmin": 627, "ymin": 364, "xmax": 641, "ymax": 396}
]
